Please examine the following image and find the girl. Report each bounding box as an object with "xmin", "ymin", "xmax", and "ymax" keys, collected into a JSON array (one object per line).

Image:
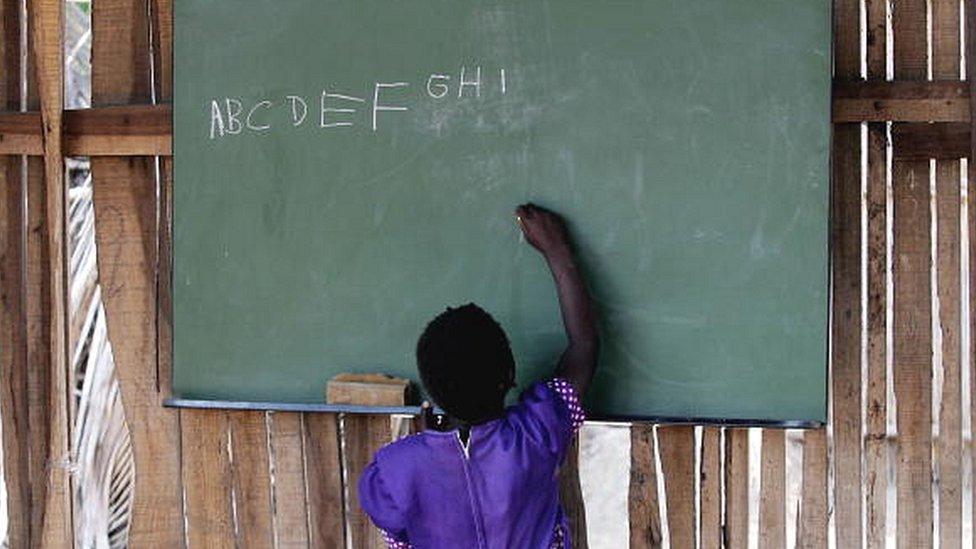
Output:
[{"xmin": 359, "ymin": 203, "xmax": 599, "ymax": 548}]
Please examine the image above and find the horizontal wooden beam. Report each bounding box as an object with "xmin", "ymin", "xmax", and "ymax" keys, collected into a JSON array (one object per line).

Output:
[
  {"xmin": 833, "ymin": 80, "xmax": 969, "ymax": 122},
  {"xmin": 892, "ymin": 122, "xmax": 970, "ymax": 159},
  {"xmin": 0, "ymin": 104, "xmax": 171, "ymax": 155},
  {"xmin": 0, "ymin": 85, "xmax": 972, "ymax": 157},
  {"xmin": 0, "ymin": 111, "xmax": 44, "ymax": 154}
]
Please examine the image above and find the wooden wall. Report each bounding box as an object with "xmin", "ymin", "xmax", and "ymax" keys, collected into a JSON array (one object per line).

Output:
[{"xmin": 1, "ymin": 0, "xmax": 975, "ymax": 546}]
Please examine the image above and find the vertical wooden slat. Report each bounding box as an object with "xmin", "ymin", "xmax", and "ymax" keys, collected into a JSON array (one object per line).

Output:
[
  {"xmin": 270, "ymin": 412, "xmax": 310, "ymax": 548},
  {"xmin": 91, "ymin": 0, "xmax": 186, "ymax": 542},
  {"xmin": 345, "ymin": 414, "xmax": 393, "ymax": 549},
  {"xmin": 758, "ymin": 429, "xmax": 785, "ymax": 549},
  {"xmin": 832, "ymin": 0, "xmax": 864, "ymax": 542},
  {"xmin": 658, "ymin": 426, "xmax": 695, "ymax": 548},
  {"xmin": 864, "ymin": 1, "xmax": 888, "ymax": 546},
  {"xmin": 150, "ymin": 0, "xmax": 172, "ymax": 103},
  {"xmin": 304, "ymin": 412, "xmax": 346, "ymax": 549},
  {"xmin": 629, "ymin": 423, "xmax": 662, "ymax": 549},
  {"xmin": 968, "ymin": 1, "xmax": 976, "ymax": 545},
  {"xmin": 26, "ymin": 166, "xmax": 54, "ymax": 549},
  {"xmin": 724, "ymin": 428, "xmax": 749, "ymax": 549},
  {"xmin": 796, "ymin": 429, "xmax": 828, "ymax": 549},
  {"xmin": 831, "ymin": 121, "xmax": 863, "ymax": 549},
  {"xmin": 932, "ymin": 2, "xmax": 963, "ymax": 548},
  {"xmin": 229, "ymin": 411, "xmax": 275, "ymax": 548},
  {"xmin": 26, "ymin": 163, "xmax": 51, "ymax": 547},
  {"xmin": 28, "ymin": 0, "xmax": 73, "ymax": 544},
  {"xmin": 892, "ymin": 155, "xmax": 934, "ymax": 548},
  {"xmin": 182, "ymin": 410, "xmax": 234, "ymax": 548},
  {"xmin": 21, "ymin": 15, "xmax": 49, "ymax": 547},
  {"xmin": 559, "ymin": 436, "xmax": 589, "ymax": 548},
  {"xmin": 936, "ymin": 160, "xmax": 963, "ymax": 549},
  {"xmin": 149, "ymin": 0, "xmax": 174, "ymax": 426},
  {"xmin": 0, "ymin": 0, "xmax": 31, "ymax": 544},
  {"xmin": 0, "ymin": 154, "xmax": 30, "ymax": 549},
  {"xmin": 699, "ymin": 427, "xmax": 722, "ymax": 549},
  {"xmin": 865, "ymin": 120, "xmax": 888, "ymax": 549},
  {"xmin": 893, "ymin": 0, "xmax": 934, "ymax": 546},
  {"xmin": 865, "ymin": 0, "xmax": 887, "ymax": 79}
]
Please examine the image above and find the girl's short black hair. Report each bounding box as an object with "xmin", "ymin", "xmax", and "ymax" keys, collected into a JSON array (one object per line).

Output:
[{"xmin": 416, "ymin": 303, "xmax": 515, "ymax": 423}]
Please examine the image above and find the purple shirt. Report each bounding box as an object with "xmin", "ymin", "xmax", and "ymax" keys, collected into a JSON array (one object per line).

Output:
[{"xmin": 358, "ymin": 378, "xmax": 585, "ymax": 549}]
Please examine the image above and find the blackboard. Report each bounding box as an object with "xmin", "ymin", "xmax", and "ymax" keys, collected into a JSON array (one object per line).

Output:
[{"xmin": 172, "ymin": 0, "xmax": 831, "ymax": 424}]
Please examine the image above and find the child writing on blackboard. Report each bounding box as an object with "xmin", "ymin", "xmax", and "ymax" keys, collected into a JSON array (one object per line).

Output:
[{"xmin": 358, "ymin": 203, "xmax": 599, "ymax": 548}]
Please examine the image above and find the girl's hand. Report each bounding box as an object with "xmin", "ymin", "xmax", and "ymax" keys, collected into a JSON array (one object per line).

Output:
[{"xmin": 515, "ymin": 203, "xmax": 572, "ymax": 263}]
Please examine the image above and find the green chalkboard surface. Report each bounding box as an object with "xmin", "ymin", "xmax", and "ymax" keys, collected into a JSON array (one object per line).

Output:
[{"xmin": 173, "ymin": 0, "xmax": 831, "ymax": 423}]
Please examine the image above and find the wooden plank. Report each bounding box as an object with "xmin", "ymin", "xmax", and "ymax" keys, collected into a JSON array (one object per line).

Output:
[
  {"xmin": 559, "ymin": 435, "xmax": 589, "ymax": 549},
  {"xmin": 936, "ymin": 160, "xmax": 963, "ymax": 549},
  {"xmin": 0, "ymin": 148, "xmax": 30, "ymax": 549},
  {"xmin": 345, "ymin": 414, "xmax": 393, "ymax": 549},
  {"xmin": 92, "ymin": 161, "xmax": 186, "ymax": 545},
  {"xmin": 832, "ymin": 0, "xmax": 863, "ymax": 543},
  {"xmin": 26, "ymin": 164, "xmax": 54, "ymax": 549},
  {"xmin": 865, "ymin": 120, "xmax": 888, "ymax": 549},
  {"xmin": 0, "ymin": 0, "xmax": 31, "ymax": 544},
  {"xmin": 628, "ymin": 423, "xmax": 662, "ymax": 549},
  {"xmin": 932, "ymin": 2, "xmax": 962, "ymax": 547},
  {"xmin": 65, "ymin": 105, "xmax": 171, "ymax": 155},
  {"xmin": 968, "ymin": 1, "xmax": 976, "ymax": 543},
  {"xmin": 892, "ymin": 156, "xmax": 934, "ymax": 549},
  {"xmin": 865, "ymin": 0, "xmax": 886, "ymax": 80},
  {"xmin": 864, "ymin": 15, "xmax": 886, "ymax": 548},
  {"xmin": 148, "ymin": 10, "xmax": 180, "ymax": 547},
  {"xmin": 229, "ymin": 411, "xmax": 274, "ymax": 548},
  {"xmin": 0, "ymin": 105, "xmax": 168, "ymax": 156},
  {"xmin": 892, "ymin": 122, "xmax": 969, "ymax": 160},
  {"xmin": 28, "ymin": 0, "xmax": 73, "ymax": 544},
  {"xmin": 699, "ymin": 427, "xmax": 721, "ymax": 549},
  {"xmin": 181, "ymin": 410, "xmax": 234, "ymax": 548},
  {"xmin": 933, "ymin": 0, "xmax": 962, "ymax": 80},
  {"xmin": 724, "ymin": 429, "xmax": 749, "ymax": 549},
  {"xmin": 21, "ymin": 28, "xmax": 46, "ymax": 547},
  {"xmin": 833, "ymin": 81, "xmax": 970, "ymax": 122},
  {"xmin": 796, "ymin": 429, "xmax": 827, "ymax": 549},
  {"xmin": 91, "ymin": 0, "xmax": 186, "ymax": 541},
  {"xmin": 831, "ymin": 121, "xmax": 863, "ymax": 549},
  {"xmin": 269, "ymin": 412, "xmax": 310, "ymax": 548},
  {"xmin": 893, "ymin": 0, "xmax": 934, "ymax": 546},
  {"xmin": 657, "ymin": 426, "xmax": 695, "ymax": 548},
  {"xmin": 150, "ymin": 0, "xmax": 173, "ymax": 103},
  {"xmin": 303, "ymin": 412, "xmax": 345, "ymax": 549},
  {"xmin": 0, "ymin": 108, "xmax": 43, "ymax": 154},
  {"xmin": 758, "ymin": 429, "xmax": 785, "ymax": 549}
]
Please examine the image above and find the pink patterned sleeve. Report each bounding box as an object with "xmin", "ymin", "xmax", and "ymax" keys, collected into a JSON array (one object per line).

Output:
[
  {"xmin": 382, "ymin": 530, "xmax": 412, "ymax": 549},
  {"xmin": 546, "ymin": 377, "xmax": 586, "ymax": 431}
]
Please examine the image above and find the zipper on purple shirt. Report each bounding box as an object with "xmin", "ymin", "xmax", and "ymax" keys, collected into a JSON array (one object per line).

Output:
[{"xmin": 360, "ymin": 377, "xmax": 585, "ymax": 549}]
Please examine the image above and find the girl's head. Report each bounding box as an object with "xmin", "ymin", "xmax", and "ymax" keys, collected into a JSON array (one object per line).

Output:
[{"xmin": 416, "ymin": 303, "xmax": 516, "ymax": 424}]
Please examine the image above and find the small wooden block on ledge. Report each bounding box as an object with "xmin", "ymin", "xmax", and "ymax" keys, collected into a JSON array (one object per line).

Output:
[{"xmin": 326, "ymin": 373, "xmax": 413, "ymax": 407}]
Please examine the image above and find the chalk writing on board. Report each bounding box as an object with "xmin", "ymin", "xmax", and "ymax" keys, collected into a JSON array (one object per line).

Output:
[{"xmin": 207, "ymin": 65, "xmax": 508, "ymax": 139}]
